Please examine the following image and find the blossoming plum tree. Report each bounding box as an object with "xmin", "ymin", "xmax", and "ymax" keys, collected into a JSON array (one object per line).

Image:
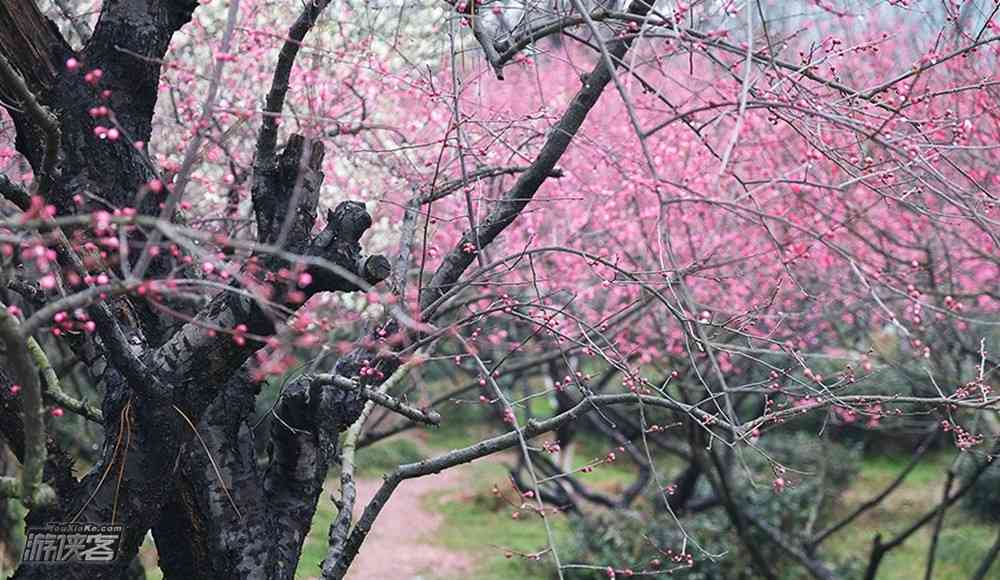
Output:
[{"xmin": 0, "ymin": 0, "xmax": 997, "ymax": 578}]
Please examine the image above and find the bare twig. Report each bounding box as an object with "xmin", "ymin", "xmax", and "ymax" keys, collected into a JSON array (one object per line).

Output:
[{"xmin": 254, "ymin": 0, "xmax": 333, "ymax": 167}]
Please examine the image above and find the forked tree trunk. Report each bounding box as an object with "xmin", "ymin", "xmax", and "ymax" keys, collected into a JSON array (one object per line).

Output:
[{"xmin": 0, "ymin": 2, "xmax": 391, "ymax": 578}]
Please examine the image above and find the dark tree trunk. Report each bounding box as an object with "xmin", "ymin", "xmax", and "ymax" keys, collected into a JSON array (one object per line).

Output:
[
  {"xmin": 0, "ymin": 2, "xmax": 391, "ymax": 578},
  {"xmin": 0, "ymin": 0, "xmax": 638, "ymax": 574}
]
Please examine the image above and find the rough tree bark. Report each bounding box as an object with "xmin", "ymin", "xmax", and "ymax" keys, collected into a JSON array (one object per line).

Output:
[
  {"xmin": 0, "ymin": 1, "xmax": 391, "ymax": 579},
  {"xmin": 0, "ymin": 0, "xmax": 649, "ymax": 576}
]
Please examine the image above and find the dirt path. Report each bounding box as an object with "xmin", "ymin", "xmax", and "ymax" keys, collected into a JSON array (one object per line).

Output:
[{"xmin": 343, "ymin": 469, "xmax": 474, "ymax": 580}]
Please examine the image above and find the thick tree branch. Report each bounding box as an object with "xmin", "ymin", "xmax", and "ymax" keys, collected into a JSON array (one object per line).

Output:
[
  {"xmin": 313, "ymin": 374, "xmax": 441, "ymax": 426},
  {"xmin": 13, "ymin": 157, "xmax": 387, "ymax": 580},
  {"xmin": 151, "ymin": 199, "xmax": 390, "ymax": 392},
  {"xmin": 0, "ymin": 173, "xmax": 31, "ymax": 210},
  {"xmin": 265, "ymin": 369, "xmax": 369, "ymax": 579},
  {"xmin": 82, "ymin": 0, "xmax": 200, "ymax": 142},
  {"xmin": 254, "ymin": 0, "xmax": 333, "ymax": 168},
  {"xmin": 0, "ymin": 0, "xmax": 68, "ymax": 93},
  {"xmin": 154, "ymin": 368, "xmax": 275, "ymax": 580},
  {"xmin": 0, "ymin": 51, "xmax": 60, "ymax": 197},
  {"xmin": 420, "ymin": 0, "xmax": 654, "ymax": 314},
  {"xmin": 0, "ymin": 303, "xmax": 52, "ymax": 508},
  {"xmin": 253, "ymin": 134, "xmax": 325, "ymax": 249}
]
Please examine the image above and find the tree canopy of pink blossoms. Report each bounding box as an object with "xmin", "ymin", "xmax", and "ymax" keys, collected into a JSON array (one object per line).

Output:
[{"xmin": 0, "ymin": 0, "xmax": 997, "ymax": 578}]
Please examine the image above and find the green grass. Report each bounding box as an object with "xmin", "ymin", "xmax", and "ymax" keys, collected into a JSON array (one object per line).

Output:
[
  {"xmin": 825, "ymin": 514, "xmax": 997, "ymax": 580},
  {"xmin": 423, "ymin": 409, "xmax": 490, "ymax": 451},
  {"xmin": 823, "ymin": 452, "xmax": 997, "ymax": 580},
  {"xmin": 858, "ymin": 452, "xmax": 952, "ymax": 487},
  {"xmin": 422, "ymin": 447, "xmax": 998, "ymax": 580},
  {"xmin": 137, "ymin": 437, "xmax": 998, "ymax": 580},
  {"xmin": 354, "ymin": 437, "xmax": 426, "ymax": 478},
  {"xmin": 568, "ymin": 434, "xmax": 680, "ymax": 491},
  {"xmin": 429, "ymin": 461, "xmax": 570, "ymax": 580},
  {"xmin": 138, "ymin": 402, "xmax": 997, "ymax": 580}
]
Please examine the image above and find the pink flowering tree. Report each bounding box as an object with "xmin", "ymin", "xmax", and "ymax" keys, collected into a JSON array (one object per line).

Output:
[{"xmin": 0, "ymin": 0, "xmax": 997, "ymax": 578}]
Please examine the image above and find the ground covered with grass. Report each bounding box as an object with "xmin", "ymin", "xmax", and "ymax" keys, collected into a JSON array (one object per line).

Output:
[
  {"xmin": 281, "ymin": 411, "xmax": 999, "ymax": 580},
  {"xmin": 128, "ymin": 386, "xmax": 999, "ymax": 579}
]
